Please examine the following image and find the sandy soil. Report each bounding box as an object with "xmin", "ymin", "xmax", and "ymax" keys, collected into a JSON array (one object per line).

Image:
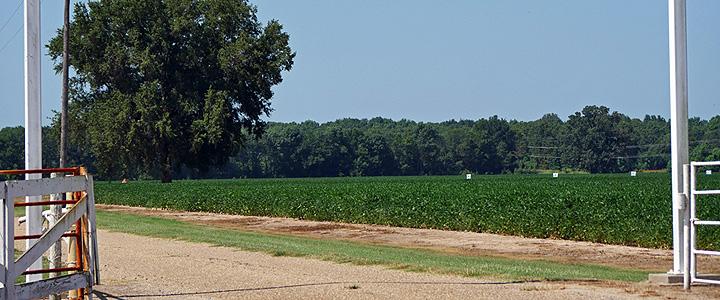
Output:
[
  {"xmin": 98, "ymin": 205, "xmax": 720, "ymax": 273},
  {"xmin": 91, "ymin": 230, "xmax": 714, "ymax": 300}
]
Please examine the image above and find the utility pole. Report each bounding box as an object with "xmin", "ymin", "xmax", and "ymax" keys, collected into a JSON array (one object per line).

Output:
[
  {"xmin": 60, "ymin": 1, "xmax": 69, "ymax": 168},
  {"xmin": 50, "ymin": 2, "xmax": 71, "ymax": 299}
]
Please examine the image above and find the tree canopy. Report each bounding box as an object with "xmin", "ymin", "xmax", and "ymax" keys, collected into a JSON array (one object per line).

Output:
[{"xmin": 47, "ymin": 0, "xmax": 294, "ymax": 182}]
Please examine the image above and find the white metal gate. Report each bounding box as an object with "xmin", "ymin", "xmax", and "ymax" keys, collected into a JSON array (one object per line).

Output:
[
  {"xmin": 684, "ymin": 161, "xmax": 720, "ymax": 289},
  {"xmin": 0, "ymin": 168, "xmax": 100, "ymax": 299}
]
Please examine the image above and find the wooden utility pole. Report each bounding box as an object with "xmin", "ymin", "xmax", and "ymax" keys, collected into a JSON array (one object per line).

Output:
[
  {"xmin": 50, "ymin": 1, "xmax": 71, "ymax": 299},
  {"xmin": 60, "ymin": 1, "xmax": 69, "ymax": 168}
]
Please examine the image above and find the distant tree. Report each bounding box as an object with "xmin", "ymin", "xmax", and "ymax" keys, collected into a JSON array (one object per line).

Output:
[
  {"xmin": 689, "ymin": 117, "xmax": 711, "ymax": 162},
  {"xmin": 475, "ymin": 116, "xmax": 517, "ymax": 173},
  {"xmin": 701, "ymin": 116, "xmax": 720, "ymax": 162},
  {"xmin": 0, "ymin": 127, "xmax": 61, "ymax": 175},
  {"xmin": 515, "ymin": 113, "xmax": 565, "ymax": 171},
  {"xmin": 632, "ymin": 115, "xmax": 670, "ymax": 170},
  {"xmin": 267, "ymin": 125, "xmax": 308, "ymax": 178},
  {"xmin": 563, "ymin": 106, "xmax": 632, "ymax": 173},
  {"xmin": 413, "ymin": 125, "xmax": 445, "ymax": 175},
  {"xmin": 48, "ymin": 0, "xmax": 294, "ymax": 182},
  {"xmin": 0, "ymin": 127, "xmax": 24, "ymax": 171},
  {"xmin": 305, "ymin": 127, "xmax": 356, "ymax": 177},
  {"xmin": 353, "ymin": 134, "xmax": 397, "ymax": 176},
  {"xmin": 442, "ymin": 120, "xmax": 477, "ymax": 174}
]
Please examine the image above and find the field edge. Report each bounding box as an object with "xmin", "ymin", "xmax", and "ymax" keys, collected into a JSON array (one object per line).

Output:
[{"xmin": 96, "ymin": 210, "xmax": 649, "ymax": 283}]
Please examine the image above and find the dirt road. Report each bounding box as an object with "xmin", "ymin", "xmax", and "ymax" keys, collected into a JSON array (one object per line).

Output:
[{"xmin": 92, "ymin": 230, "xmax": 694, "ymax": 300}]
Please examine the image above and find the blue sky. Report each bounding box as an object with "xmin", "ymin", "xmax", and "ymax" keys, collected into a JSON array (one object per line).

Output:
[{"xmin": 0, "ymin": 0, "xmax": 718, "ymax": 128}]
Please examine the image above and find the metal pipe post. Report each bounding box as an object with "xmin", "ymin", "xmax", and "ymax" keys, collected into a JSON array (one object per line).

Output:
[
  {"xmin": 23, "ymin": 0, "xmax": 43, "ymax": 283},
  {"xmin": 668, "ymin": 0, "xmax": 689, "ymax": 275},
  {"xmin": 683, "ymin": 164, "xmax": 691, "ymax": 289},
  {"xmin": 689, "ymin": 164, "xmax": 697, "ymax": 280}
]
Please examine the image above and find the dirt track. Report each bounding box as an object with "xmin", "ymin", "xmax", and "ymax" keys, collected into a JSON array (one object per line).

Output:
[{"xmin": 92, "ymin": 230, "xmax": 649, "ymax": 299}]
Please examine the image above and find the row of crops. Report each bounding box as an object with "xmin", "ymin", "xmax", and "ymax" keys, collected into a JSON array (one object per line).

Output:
[{"xmin": 95, "ymin": 173, "xmax": 720, "ymax": 249}]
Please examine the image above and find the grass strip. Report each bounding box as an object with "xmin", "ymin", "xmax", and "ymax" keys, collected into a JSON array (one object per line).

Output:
[{"xmin": 97, "ymin": 210, "xmax": 649, "ymax": 282}]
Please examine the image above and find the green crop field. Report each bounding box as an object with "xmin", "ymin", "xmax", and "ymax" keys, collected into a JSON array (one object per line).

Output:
[{"xmin": 95, "ymin": 173, "xmax": 720, "ymax": 249}]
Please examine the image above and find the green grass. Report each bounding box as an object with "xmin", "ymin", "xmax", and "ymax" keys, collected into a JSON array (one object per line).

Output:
[
  {"xmin": 15, "ymin": 206, "xmax": 24, "ymax": 217},
  {"xmin": 14, "ymin": 250, "xmax": 52, "ymax": 284},
  {"xmin": 14, "ymin": 205, "xmax": 50, "ymax": 217},
  {"xmin": 96, "ymin": 173, "xmax": 720, "ymax": 249},
  {"xmin": 97, "ymin": 210, "xmax": 649, "ymax": 282}
]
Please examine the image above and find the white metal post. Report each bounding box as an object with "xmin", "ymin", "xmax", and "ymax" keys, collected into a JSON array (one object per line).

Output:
[
  {"xmin": 24, "ymin": 0, "xmax": 43, "ymax": 283},
  {"xmin": 689, "ymin": 164, "xmax": 697, "ymax": 281},
  {"xmin": 683, "ymin": 164, "xmax": 691, "ymax": 289},
  {"xmin": 669, "ymin": 0, "xmax": 689, "ymax": 275}
]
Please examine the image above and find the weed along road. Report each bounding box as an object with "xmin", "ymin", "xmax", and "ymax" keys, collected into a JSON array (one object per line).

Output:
[{"xmin": 84, "ymin": 208, "xmax": 718, "ymax": 299}]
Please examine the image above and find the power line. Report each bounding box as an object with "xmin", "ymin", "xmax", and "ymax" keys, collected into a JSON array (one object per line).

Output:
[
  {"xmin": 527, "ymin": 146, "xmax": 557, "ymax": 149},
  {"xmin": 0, "ymin": 25, "xmax": 22, "ymax": 55},
  {"xmin": 613, "ymin": 154, "xmax": 668, "ymax": 159},
  {"xmin": 691, "ymin": 138, "xmax": 720, "ymax": 145},
  {"xmin": 525, "ymin": 154, "xmax": 669, "ymax": 160},
  {"xmin": 0, "ymin": 0, "xmax": 23, "ymax": 35},
  {"xmin": 526, "ymin": 155, "xmax": 561, "ymax": 159},
  {"xmin": 527, "ymin": 138, "xmax": 720, "ymax": 151},
  {"xmin": 625, "ymin": 143, "xmax": 667, "ymax": 149},
  {"xmin": 0, "ymin": 0, "xmax": 47, "ymax": 55}
]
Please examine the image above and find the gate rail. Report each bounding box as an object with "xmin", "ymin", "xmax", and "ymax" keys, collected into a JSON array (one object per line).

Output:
[
  {"xmin": 0, "ymin": 167, "xmax": 99, "ymax": 299},
  {"xmin": 684, "ymin": 161, "xmax": 720, "ymax": 289}
]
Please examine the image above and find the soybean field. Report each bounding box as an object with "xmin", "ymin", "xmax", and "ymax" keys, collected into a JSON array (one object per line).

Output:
[{"xmin": 95, "ymin": 173, "xmax": 720, "ymax": 249}]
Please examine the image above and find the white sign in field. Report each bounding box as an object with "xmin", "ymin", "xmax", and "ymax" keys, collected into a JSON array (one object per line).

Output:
[
  {"xmin": 466, "ymin": 174, "xmax": 472, "ymax": 180},
  {"xmin": 631, "ymin": 171, "xmax": 637, "ymax": 177},
  {"xmin": 552, "ymin": 173, "xmax": 559, "ymax": 178},
  {"xmin": 707, "ymin": 170, "xmax": 713, "ymax": 175}
]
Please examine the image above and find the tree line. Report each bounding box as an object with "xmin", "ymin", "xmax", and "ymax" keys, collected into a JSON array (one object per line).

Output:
[{"xmin": 1, "ymin": 105, "xmax": 718, "ymax": 180}]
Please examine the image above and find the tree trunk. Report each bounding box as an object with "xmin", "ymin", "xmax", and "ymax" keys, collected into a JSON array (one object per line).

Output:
[{"xmin": 161, "ymin": 156, "xmax": 172, "ymax": 183}]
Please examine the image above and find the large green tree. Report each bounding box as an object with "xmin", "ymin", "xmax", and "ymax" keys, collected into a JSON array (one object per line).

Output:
[
  {"xmin": 0, "ymin": 127, "xmax": 24, "ymax": 171},
  {"xmin": 48, "ymin": 0, "xmax": 294, "ymax": 182},
  {"xmin": 563, "ymin": 106, "xmax": 633, "ymax": 173}
]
